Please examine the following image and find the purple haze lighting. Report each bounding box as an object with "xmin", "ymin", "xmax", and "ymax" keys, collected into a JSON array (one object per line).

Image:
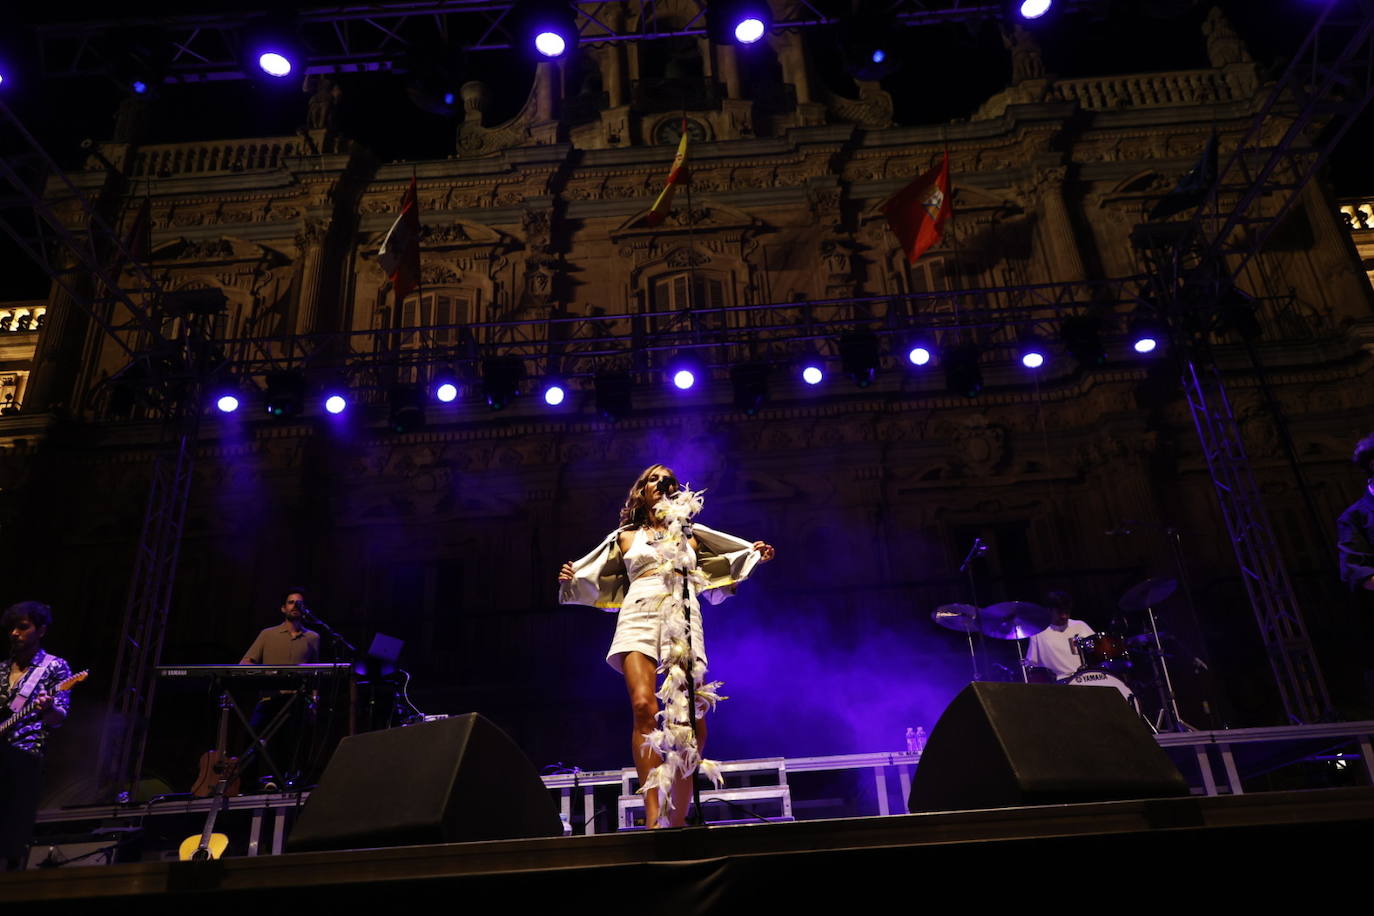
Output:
[
  {"xmin": 1133, "ymin": 336, "xmax": 1158, "ymax": 354},
  {"xmin": 907, "ymin": 346, "xmax": 932, "ymax": 367},
  {"xmin": 258, "ymin": 52, "xmax": 293, "ymax": 78},
  {"xmin": 734, "ymin": 17, "xmax": 767, "ymax": 44},
  {"xmin": 1021, "ymin": 351, "xmax": 1045, "ymax": 369},
  {"xmin": 543, "ymin": 383, "xmax": 566, "ymax": 406},
  {"xmin": 672, "ymin": 369, "xmax": 697, "ymax": 390},
  {"xmin": 435, "ymin": 382, "xmax": 458, "ymax": 403},
  {"xmin": 802, "ymin": 365, "xmax": 823, "ymax": 385},
  {"xmin": 534, "ymin": 31, "xmax": 567, "ymax": 58},
  {"xmin": 1019, "ymin": 0, "xmax": 1053, "ymax": 19},
  {"xmin": 324, "ymin": 394, "xmax": 347, "ymax": 414},
  {"xmin": 215, "ymin": 394, "xmax": 240, "ymax": 413}
]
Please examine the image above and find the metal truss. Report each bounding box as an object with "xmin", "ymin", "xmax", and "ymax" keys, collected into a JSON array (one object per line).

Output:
[
  {"xmin": 33, "ymin": 0, "xmax": 1103, "ymax": 83},
  {"xmin": 94, "ymin": 417, "xmax": 199, "ymax": 799},
  {"xmin": 1192, "ymin": 0, "xmax": 1374, "ymax": 283},
  {"xmin": 1182, "ymin": 361, "xmax": 1330, "ymax": 724}
]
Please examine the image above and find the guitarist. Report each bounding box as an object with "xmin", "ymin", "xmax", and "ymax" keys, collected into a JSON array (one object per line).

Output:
[
  {"xmin": 1338, "ymin": 433, "xmax": 1374, "ymax": 593},
  {"xmin": 0, "ymin": 601, "xmax": 71, "ymax": 871}
]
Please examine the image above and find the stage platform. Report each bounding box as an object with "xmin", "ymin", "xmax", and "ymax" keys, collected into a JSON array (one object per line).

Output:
[{"xmin": 2, "ymin": 786, "xmax": 1370, "ymax": 907}]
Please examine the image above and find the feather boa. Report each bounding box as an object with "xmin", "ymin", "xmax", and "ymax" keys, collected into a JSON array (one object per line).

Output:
[{"xmin": 637, "ymin": 486, "xmax": 727, "ymax": 825}]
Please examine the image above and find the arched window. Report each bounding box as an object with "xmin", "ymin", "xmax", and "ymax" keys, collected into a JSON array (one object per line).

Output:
[
  {"xmin": 377, "ymin": 289, "xmax": 477, "ymax": 348},
  {"xmin": 649, "ymin": 272, "xmax": 726, "ymax": 333}
]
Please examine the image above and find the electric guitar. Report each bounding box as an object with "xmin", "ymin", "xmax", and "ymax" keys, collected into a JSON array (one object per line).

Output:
[{"xmin": 0, "ymin": 670, "xmax": 88, "ymax": 736}]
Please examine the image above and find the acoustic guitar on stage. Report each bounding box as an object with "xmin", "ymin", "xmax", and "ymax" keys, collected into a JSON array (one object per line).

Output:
[
  {"xmin": 0, "ymin": 670, "xmax": 88, "ymax": 736},
  {"xmin": 181, "ymin": 691, "xmax": 239, "ymax": 861}
]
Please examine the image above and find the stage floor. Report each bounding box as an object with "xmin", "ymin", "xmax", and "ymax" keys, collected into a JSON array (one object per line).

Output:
[{"xmin": 4, "ymin": 786, "xmax": 1371, "ymax": 907}]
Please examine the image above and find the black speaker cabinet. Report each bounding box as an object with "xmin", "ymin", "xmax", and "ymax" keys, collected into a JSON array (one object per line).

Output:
[
  {"xmin": 908, "ymin": 682, "xmax": 1189, "ymax": 812},
  {"xmin": 286, "ymin": 713, "xmax": 563, "ymax": 852}
]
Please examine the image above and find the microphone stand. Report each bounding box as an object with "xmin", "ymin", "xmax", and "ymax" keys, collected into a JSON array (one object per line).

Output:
[
  {"xmin": 958, "ymin": 538, "xmax": 989, "ymax": 681},
  {"xmin": 679, "ymin": 563, "xmax": 705, "ymax": 827},
  {"xmin": 297, "ymin": 607, "xmax": 359, "ymax": 778}
]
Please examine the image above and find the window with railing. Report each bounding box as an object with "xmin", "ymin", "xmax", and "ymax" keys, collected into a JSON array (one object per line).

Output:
[
  {"xmin": 378, "ymin": 290, "xmax": 476, "ymax": 348},
  {"xmin": 649, "ymin": 272, "xmax": 727, "ymax": 334}
]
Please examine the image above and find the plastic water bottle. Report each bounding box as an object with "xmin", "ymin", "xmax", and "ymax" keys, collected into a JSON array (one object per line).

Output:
[
  {"xmin": 914, "ymin": 726, "xmax": 928, "ymax": 754},
  {"xmin": 905, "ymin": 727, "xmax": 918, "ymax": 754}
]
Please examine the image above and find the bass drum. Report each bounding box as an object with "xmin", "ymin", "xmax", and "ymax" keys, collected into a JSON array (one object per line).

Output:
[{"xmin": 1062, "ymin": 668, "xmax": 1136, "ymax": 707}]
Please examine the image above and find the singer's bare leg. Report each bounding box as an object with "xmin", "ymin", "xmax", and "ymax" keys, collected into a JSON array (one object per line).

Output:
[
  {"xmin": 624, "ymin": 651, "xmax": 665, "ymax": 828},
  {"xmin": 625, "ymin": 651, "xmax": 708, "ymax": 828}
]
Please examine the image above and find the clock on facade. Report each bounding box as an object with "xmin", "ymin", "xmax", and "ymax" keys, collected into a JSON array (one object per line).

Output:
[{"xmin": 653, "ymin": 117, "xmax": 709, "ymax": 146}]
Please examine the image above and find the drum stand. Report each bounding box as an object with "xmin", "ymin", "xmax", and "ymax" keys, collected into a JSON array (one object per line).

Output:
[{"xmin": 1141, "ymin": 604, "xmax": 1194, "ymax": 732}]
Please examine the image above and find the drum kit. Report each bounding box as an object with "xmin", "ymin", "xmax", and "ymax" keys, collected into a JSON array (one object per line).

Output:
[{"xmin": 931, "ymin": 576, "xmax": 1188, "ymax": 731}]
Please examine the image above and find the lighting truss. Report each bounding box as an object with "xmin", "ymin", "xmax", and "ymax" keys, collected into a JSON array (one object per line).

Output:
[{"xmin": 33, "ymin": 1, "xmax": 1108, "ymax": 83}]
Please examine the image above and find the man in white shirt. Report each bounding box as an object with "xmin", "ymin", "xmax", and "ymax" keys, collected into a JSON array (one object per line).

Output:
[{"xmin": 1026, "ymin": 591, "xmax": 1094, "ymax": 680}]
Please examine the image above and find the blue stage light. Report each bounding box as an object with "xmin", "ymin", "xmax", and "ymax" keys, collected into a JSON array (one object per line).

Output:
[
  {"xmin": 258, "ymin": 52, "xmax": 293, "ymax": 78},
  {"xmin": 1133, "ymin": 336, "xmax": 1158, "ymax": 354},
  {"xmin": 672, "ymin": 369, "xmax": 696, "ymax": 390},
  {"xmin": 735, "ymin": 18, "xmax": 767, "ymax": 44},
  {"xmin": 435, "ymin": 382, "xmax": 458, "ymax": 403},
  {"xmin": 1019, "ymin": 0, "xmax": 1053, "ymax": 20},
  {"xmin": 324, "ymin": 394, "xmax": 347, "ymax": 414},
  {"xmin": 543, "ymin": 383, "xmax": 566, "ymax": 406},
  {"xmin": 215, "ymin": 394, "xmax": 240, "ymax": 414},
  {"xmin": 534, "ymin": 31, "xmax": 567, "ymax": 58},
  {"xmin": 132, "ymin": 80, "xmax": 149, "ymax": 94},
  {"xmin": 802, "ymin": 365, "xmax": 823, "ymax": 385},
  {"xmin": 907, "ymin": 346, "xmax": 932, "ymax": 367}
]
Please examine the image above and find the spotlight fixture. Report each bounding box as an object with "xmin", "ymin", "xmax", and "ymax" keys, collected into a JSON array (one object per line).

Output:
[
  {"xmin": 388, "ymin": 383, "xmax": 426, "ymax": 432},
  {"xmin": 667, "ymin": 353, "xmax": 706, "ymax": 392},
  {"xmin": 263, "ymin": 371, "xmax": 305, "ymax": 418},
  {"xmin": 214, "ymin": 392, "xmax": 240, "ymax": 414},
  {"xmin": 323, "ymin": 393, "xmax": 348, "ymax": 414},
  {"xmin": 943, "ymin": 344, "xmax": 983, "ymax": 398},
  {"xmin": 839, "ymin": 331, "xmax": 880, "ymax": 388},
  {"xmin": 434, "ymin": 380, "xmax": 458, "ymax": 403},
  {"xmin": 1017, "ymin": 336, "xmax": 1048, "ymax": 370},
  {"xmin": 482, "ymin": 356, "xmax": 526, "ymax": 410},
  {"xmin": 1059, "ymin": 314, "xmax": 1107, "ymax": 368},
  {"xmin": 1014, "ymin": 0, "xmax": 1055, "ymax": 21},
  {"xmin": 210, "ymin": 374, "xmax": 243, "ymax": 414},
  {"xmin": 241, "ymin": 17, "xmax": 305, "ymax": 81},
  {"xmin": 514, "ymin": 0, "xmax": 578, "ymax": 60},
  {"xmin": 801, "ymin": 363, "xmax": 824, "ymax": 386},
  {"xmin": 542, "ymin": 379, "xmax": 568, "ymax": 406},
  {"xmin": 730, "ymin": 362, "xmax": 769, "ymax": 416},
  {"xmin": 905, "ymin": 340, "xmax": 934, "ymax": 367},
  {"xmin": 708, "ymin": 1, "xmax": 773, "ymax": 46},
  {"xmin": 1129, "ymin": 317, "xmax": 1166, "ymax": 355},
  {"xmin": 838, "ymin": 7, "xmax": 901, "ymax": 81},
  {"xmin": 595, "ymin": 371, "xmax": 632, "ymax": 421}
]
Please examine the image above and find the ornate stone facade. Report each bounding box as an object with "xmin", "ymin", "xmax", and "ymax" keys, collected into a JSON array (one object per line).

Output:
[{"xmin": 7, "ymin": 10, "xmax": 1374, "ymax": 774}]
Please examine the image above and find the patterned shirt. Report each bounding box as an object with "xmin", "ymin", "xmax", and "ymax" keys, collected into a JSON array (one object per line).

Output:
[{"xmin": 0, "ymin": 650, "xmax": 73, "ymax": 757}]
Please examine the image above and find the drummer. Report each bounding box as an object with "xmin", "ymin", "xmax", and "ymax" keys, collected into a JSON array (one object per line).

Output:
[{"xmin": 1025, "ymin": 591, "xmax": 1095, "ymax": 680}]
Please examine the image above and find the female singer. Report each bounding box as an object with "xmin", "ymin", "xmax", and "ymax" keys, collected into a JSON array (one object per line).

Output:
[{"xmin": 558, "ymin": 464, "xmax": 774, "ymax": 827}]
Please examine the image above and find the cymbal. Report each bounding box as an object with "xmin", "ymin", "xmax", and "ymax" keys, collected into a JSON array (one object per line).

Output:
[
  {"xmin": 931, "ymin": 603, "xmax": 980, "ymax": 634},
  {"xmin": 1119, "ymin": 577, "xmax": 1178, "ymax": 612},
  {"xmin": 980, "ymin": 601, "xmax": 1052, "ymax": 640}
]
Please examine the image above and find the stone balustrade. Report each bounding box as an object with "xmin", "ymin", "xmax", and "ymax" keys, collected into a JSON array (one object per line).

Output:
[
  {"xmin": 0, "ymin": 305, "xmax": 45, "ymax": 334},
  {"xmin": 130, "ymin": 137, "xmax": 312, "ymax": 178},
  {"xmin": 1049, "ymin": 69, "xmax": 1233, "ymax": 110}
]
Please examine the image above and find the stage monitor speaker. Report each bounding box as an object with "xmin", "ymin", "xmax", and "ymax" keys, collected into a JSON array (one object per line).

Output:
[
  {"xmin": 286, "ymin": 713, "xmax": 563, "ymax": 853},
  {"xmin": 908, "ymin": 682, "xmax": 1189, "ymax": 813}
]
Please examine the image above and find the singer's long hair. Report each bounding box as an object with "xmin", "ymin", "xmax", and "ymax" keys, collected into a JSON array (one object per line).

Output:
[
  {"xmin": 619, "ymin": 464, "xmax": 676, "ymax": 528},
  {"xmin": 1355, "ymin": 432, "xmax": 1374, "ymax": 476}
]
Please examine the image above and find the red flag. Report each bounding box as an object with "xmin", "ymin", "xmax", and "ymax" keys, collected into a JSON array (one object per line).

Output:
[
  {"xmin": 378, "ymin": 177, "xmax": 421, "ymax": 305},
  {"xmin": 882, "ymin": 153, "xmax": 951, "ymax": 265},
  {"xmin": 645, "ymin": 125, "xmax": 690, "ymax": 227}
]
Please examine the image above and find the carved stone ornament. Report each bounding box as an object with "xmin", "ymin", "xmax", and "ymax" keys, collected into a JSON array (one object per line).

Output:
[
  {"xmin": 665, "ymin": 247, "xmax": 710, "ymax": 268},
  {"xmin": 954, "ymin": 416, "xmax": 1008, "ymax": 476},
  {"xmin": 420, "ymin": 263, "xmax": 462, "ymax": 285},
  {"xmin": 821, "ymin": 80, "xmax": 894, "ymax": 129}
]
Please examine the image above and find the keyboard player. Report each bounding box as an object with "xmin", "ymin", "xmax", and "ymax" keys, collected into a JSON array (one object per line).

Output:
[{"xmin": 239, "ymin": 588, "xmax": 320, "ymax": 789}]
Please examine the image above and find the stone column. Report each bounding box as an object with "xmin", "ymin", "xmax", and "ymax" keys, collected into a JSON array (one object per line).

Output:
[
  {"xmin": 24, "ymin": 267, "xmax": 92, "ymax": 415},
  {"xmin": 716, "ymin": 44, "xmax": 741, "ymax": 99},
  {"xmin": 1021, "ymin": 165, "xmax": 1087, "ymax": 283},
  {"xmin": 294, "ymin": 218, "xmax": 332, "ymax": 335},
  {"xmin": 774, "ymin": 32, "xmax": 811, "ymax": 104}
]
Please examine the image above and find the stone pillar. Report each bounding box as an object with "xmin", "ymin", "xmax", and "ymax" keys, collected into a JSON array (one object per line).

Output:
[
  {"xmin": 598, "ymin": 44, "xmax": 626, "ymax": 107},
  {"xmin": 774, "ymin": 32, "xmax": 811, "ymax": 104},
  {"xmin": 294, "ymin": 218, "xmax": 332, "ymax": 334},
  {"xmin": 24, "ymin": 268, "xmax": 92, "ymax": 415},
  {"xmin": 1021, "ymin": 165, "xmax": 1086, "ymax": 283},
  {"xmin": 716, "ymin": 44, "xmax": 741, "ymax": 99}
]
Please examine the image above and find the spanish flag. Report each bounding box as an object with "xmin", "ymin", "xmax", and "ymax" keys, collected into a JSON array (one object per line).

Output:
[
  {"xmin": 378, "ymin": 177, "xmax": 421, "ymax": 306},
  {"xmin": 645, "ymin": 124, "xmax": 690, "ymax": 227},
  {"xmin": 882, "ymin": 152, "xmax": 951, "ymax": 265}
]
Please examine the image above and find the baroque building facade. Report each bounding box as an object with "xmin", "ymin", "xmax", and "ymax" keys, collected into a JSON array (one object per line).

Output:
[{"xmin": 7, "ymin": 5, "xmax": 1374, "ymax": 784}]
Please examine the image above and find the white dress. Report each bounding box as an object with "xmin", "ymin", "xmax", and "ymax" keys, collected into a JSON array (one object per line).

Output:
[{"xmin": 605, "ymin": 528, "xmax": 706, "ymax": 673}]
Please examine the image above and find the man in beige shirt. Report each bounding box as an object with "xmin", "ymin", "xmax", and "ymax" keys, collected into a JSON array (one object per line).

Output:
[{"xmin": 240, "ymin": 588, "xmax": 321, "ymax": 789}]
